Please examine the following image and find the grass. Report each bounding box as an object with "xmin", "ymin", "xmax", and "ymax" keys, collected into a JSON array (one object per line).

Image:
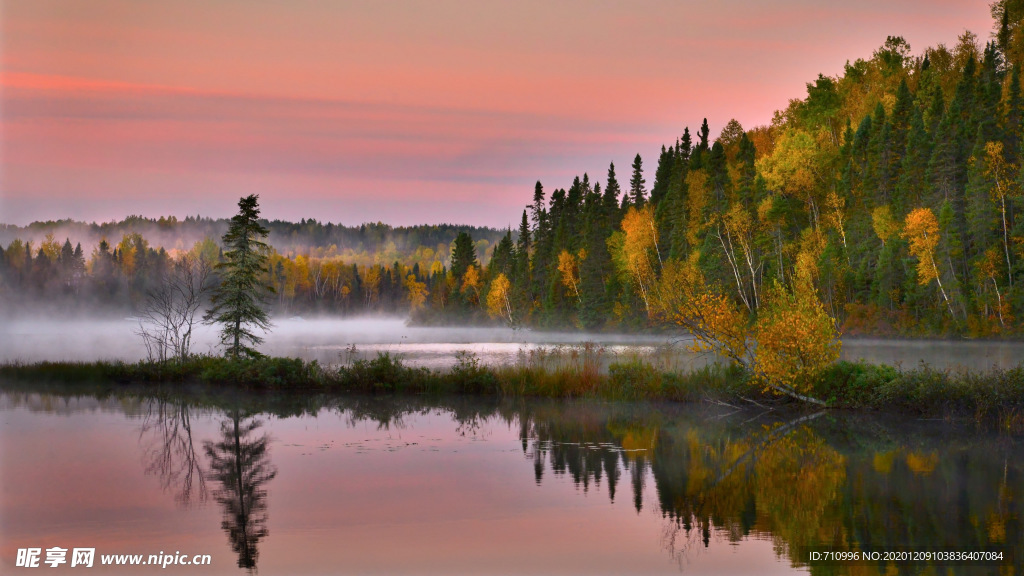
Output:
[
  {"xmin": 3, "ymin": 350, "xmax": 1024, "ymax": 428},
  {"xmin": 813, "ymin": 360, "xmax": 1024, "ymax": 430},
  {"xmin": 0, "ymin": 345, "xmax": 749, "ymax": 403}
]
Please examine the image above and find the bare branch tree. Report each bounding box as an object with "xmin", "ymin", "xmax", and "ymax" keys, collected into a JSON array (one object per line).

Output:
[{"xmin": 136, "ymin": 253, "xmax": 214, "ymax": 363}]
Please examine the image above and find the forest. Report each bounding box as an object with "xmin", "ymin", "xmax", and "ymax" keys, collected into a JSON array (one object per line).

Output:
[{"xmin": 3, "ymin": 2, "xmax": 1024, "ymax": 342}]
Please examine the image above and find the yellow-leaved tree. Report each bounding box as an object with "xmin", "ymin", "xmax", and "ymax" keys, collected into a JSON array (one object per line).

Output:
[
  {"xmin": 752, "ymin": 274, "xmax": 840, "ymax": 401},
  {"xmin": 557, "ymin": 249, "xmax": 583, "ymax": 303},
  {"xmin": 975, "ymin": 247, "xmax": 1010, "ymax": 330},
  {"xmin": 902, "ymin": 207, "xmax": 955, "ymax": 318},
  {"xmin": 756, "ymin": 128, "xmax": 827, "ymax": 228},
  {"xmin": 657, "ymin": 251, "xmax": 838, "ymax": 405},
  {"xmin": 404, "ymin": 274, "xmax": 428, "ymax": 313},
  {"xmin": 655, "ymin": 253, "xmax": 751, "ymax": 367},
  {"xmin": 870, "ymin": 205, "xmax": 901, "ymax": 246},
  {"xmin": 462, "ymin": 265, "xmax": 481, "ymax": 306},
  {"xmin": 611, "ymin": 205, "xmax": 662, "ymax": 315},
  {"xmin": 486, "ymin": 273, "xmax": 514, "ymax": 325},
  {"xmin": 980, "ymin": 141, "xmax": 1019, "ymax": 287}
]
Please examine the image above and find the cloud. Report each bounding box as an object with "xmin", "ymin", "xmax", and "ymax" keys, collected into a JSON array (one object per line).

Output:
[{"xmin": 0, "ymin": 1, "xmax": 993, "ymax": 226}]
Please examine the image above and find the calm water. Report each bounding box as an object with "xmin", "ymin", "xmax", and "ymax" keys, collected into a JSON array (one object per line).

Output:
[
  {"xmin": 1, "ymin": 384, "xmax": 1020, "ymax": 575},
  {"xmin": 3, "ymin": 317, "xmax": 1024, "ymax": 372}
]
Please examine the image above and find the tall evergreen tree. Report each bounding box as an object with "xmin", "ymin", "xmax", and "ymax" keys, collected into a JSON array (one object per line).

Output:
[
  {"xmin": 531, "ymin": 181, "xmax": 546, "ymax": 232},
  {"xmin": 603, "ymin": 162, "xmax": 621, "ymax": 212},
  {"xmin": 650, "ymin": 145, "xmax": 675, "ymax": 206},
  {"xmin": 628, "ymin": 154, "xmax": 646, "ymax": 207},
  {"xmin": 204, "ymin": 195, "xmax": 274, "ymax": 358},
  {"xmin": 450, "ymin": 231, "xmax": 479, "ymax": 280},
  {"xmin": 515, "ymin": 210, "xmax": 532, "ymax": 286},
  {"xmin": 679, "ymin": 127, "xmax": 693, "ymax": 161},
  {"xmin": 691, "ymin": 118, "xmax": 711, "ymax": 169},
  {"xmin": 1005, "ymin": 67, "xmax": 1022, "ymax": 166}
]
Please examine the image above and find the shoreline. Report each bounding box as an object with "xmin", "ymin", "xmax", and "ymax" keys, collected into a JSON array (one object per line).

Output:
[{"xmin": 2, "ymin": 354, "xmax": 1022, "ymax": 431}]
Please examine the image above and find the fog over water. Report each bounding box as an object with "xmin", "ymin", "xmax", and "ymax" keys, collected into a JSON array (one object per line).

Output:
[
  {"xmin": 2, "ymin": 315, "xmax": 1023, "ymax": 371},
  {"xmin": 0, "ymin": 316, "xmax": 678, "ymax": 369}
]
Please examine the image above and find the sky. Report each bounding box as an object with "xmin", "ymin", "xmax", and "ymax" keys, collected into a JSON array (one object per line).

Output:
[{"xmin": 0, "ymin": 0, "xmax": 996, "ymax": 228}]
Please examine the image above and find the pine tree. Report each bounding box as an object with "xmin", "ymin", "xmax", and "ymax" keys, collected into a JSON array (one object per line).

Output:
[
  {"xmin": 628, "ymin": 154, "xmax": 646, "ymax": 207},
  {"xmin": 515, "ymin": 210, "xmax": 531, "ymax": 282},
  {"xmin": 895, "ymin": 106, "xmax": 932, "ymax": 214},
  {"xmin": 531, "ymin": 181, "xmax": 546, "ymax": 232},
  {"xmin": 489, "ymin": 230, "xmax": 515, "ymax": 278},
  {"xmin": 650, "ymin": 145, "xmax": 674, "ymax": 206},
  {"xmin": 450, "ymin": 231, "xmax": 478, "ymax": 280},
  {"xmin": 691, "ymin": 118, "xmax": 711, "ymax": 169},
  {"xmin": 679, "ymin": 127, "xmax": 693, "ymax": 161},
  {"xmin": 578, "ymin": 188, "xmax": 611, "ymax": 328},
  {"xmin": 1004, "ymin": 67, "xmax": 1021, "ymax": 166},
  {"xmin": 204, "ymin": 195, "xmax": 274, "ymax": 358},
  {"xmin": 603, "ymin": 162, "xmax": 621, "ymax": 212}
]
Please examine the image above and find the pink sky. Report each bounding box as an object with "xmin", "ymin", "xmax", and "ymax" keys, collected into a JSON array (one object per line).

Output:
[{"xmin": 0, "ymin": 0, "xmax": 995, "ymax": 228}]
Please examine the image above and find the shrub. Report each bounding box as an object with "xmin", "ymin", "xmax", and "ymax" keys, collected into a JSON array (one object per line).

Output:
[
  {"xmin": 448, "ymin": 351, "xmax": 499, "ymax": 394},
  {"xmin": 336, "ymin": 353, "xmax": 433, "ymax": 393},
  {"xmin": 198, "ymin": 356, "xmax": 319, "ymax": 388},
  {"xmin": 814, "ymin": 361, "xmax": 899, "ymax": 408}
]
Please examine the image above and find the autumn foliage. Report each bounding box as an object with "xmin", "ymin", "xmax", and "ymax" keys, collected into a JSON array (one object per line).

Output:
[
  {"xmin": 752, "ymin": 278, "xmax": 841, "ymax": 396},
  {"xmin": 657, "ymin": 251, "xmax": 839, "ymax": 401},
  {"xmin": 485, "ymin": 273, "xmax": 513, "ymax": 325}
]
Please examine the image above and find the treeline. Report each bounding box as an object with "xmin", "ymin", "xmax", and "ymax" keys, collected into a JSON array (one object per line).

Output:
[
  {"xmin": 4, "ymin": 4, "xmax": 1024, "ymax": 338},
  {"xmin": 447, "ymin": 4, "xmax": 1024, "ymax": 337},
  {"xmin": 0, "ymin": 227, "xmax": 500, "ymax": 316},
  {"xmin": 0, "ymin": 218, "xmax": 504, "ymax": 273}
]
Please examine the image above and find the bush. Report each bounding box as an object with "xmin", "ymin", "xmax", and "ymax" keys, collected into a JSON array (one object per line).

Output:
[
  {"xmin": 448, "ymin": 351, "xmax": 499, "ymax": 394},
  {"xmin": 814, "ymin": 361, "xmax": 899, "ymax": 407},
  {"xmin": 198, "ymin": 356, "xmax": 320, "ymax": 388},
  {"xmin": 335, "ymin": 352, "xmax": 434, "ymax": 393}
]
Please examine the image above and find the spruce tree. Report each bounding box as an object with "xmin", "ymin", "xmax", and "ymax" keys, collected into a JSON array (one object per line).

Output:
[
  {"xmin": 515, "ymin": 210, "xmax": 531, "ymax": 285},
  {"xmin": 628, "ymin": 154, "xmax": 646, "ymax": 207},
  {"xmin": 450, "ymin": 231, "xmax": 478, "ymax": 280},
  {"xmin": 650, "ymin": 145, "xmax": 674, "ymax": 206},
  {"xmin": 205, "ymin": 194, "xmax": 274, "ymax": 358},
  {"xmin": 679, "ymin": 127, "xmax": 693, "ymax": 161},
  {"xmin": 531, "ymin": 181, "xmax": 546, "ymax": 231},
  {"xmin": 603, "ymin": 162, "xmax": 622, "ymax": 213}
]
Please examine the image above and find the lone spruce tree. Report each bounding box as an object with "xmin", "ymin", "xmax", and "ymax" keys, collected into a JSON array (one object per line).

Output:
[{"xmin": 205, "ymin": 195, "xmax": 274, "ymax": 358}]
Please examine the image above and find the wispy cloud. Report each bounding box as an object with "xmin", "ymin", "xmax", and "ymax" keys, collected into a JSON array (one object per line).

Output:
[{"xmin": 0, "ymin": 0, "xmax": 993, "ymax": 226}]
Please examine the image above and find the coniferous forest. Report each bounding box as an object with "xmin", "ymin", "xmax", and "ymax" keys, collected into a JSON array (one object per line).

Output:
[{"xmin": 3, "ymin": 4, "xmax": 1024, "ymax": 339}]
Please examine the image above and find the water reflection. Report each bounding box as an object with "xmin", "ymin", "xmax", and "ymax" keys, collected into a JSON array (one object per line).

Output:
[
  {"xmin": 140, "ymin": 399, "xmax": 208, "ymax": 506},
  {"xmin": 513, "ymin": 401, "xmax": 1020, "ymax": 574},
  {"xmin": 137, "ymin": 397, "xmax": 278, "ymax": 570},
  {"xmin": 204, "ymin": 410, "xmax": 277, "ymax": 570},
  {"xmin": 1, "ymin": 384, "xmax": 1021, "ymax": 574}
]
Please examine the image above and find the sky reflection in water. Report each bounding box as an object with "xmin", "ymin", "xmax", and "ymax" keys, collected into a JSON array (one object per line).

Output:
[{"xmin": 1, "ymin": 389, "xmax": 1020, "ymax": 575}]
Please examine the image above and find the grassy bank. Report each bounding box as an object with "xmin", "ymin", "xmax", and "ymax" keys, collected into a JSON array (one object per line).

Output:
[
  {"xmin": 2, "ymin": 352, "xmax": 1023, "ymax": 428},
  {"xmin": 0, "ymin": 351, "xmax": 748, "ymax": 401}
]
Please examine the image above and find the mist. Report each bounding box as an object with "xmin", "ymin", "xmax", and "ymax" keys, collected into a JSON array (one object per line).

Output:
[
  {"xmin": 4, "ymin": 312, "xmax": 1024, "ymax": 373},
  {"xmin": 0, "ymin": 314, "xmax": 679, "ymax": 369}
]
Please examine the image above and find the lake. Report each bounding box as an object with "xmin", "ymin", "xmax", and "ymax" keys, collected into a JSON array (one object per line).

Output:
[
  {"xmin": 3, "ymin": 317, "xmax": 1024, "ymax": 372},
  {"xmin": 1, "ymin": 384, "xmax": 1019, "ymax": 575}
]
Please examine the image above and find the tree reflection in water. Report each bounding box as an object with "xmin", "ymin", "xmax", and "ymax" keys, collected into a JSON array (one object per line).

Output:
[
  {"xmin": 204, "ymin": 409, "xmax": 278, "ymax": 571},
  {"xmin": 139, "ymin": 398, "xmax": 208, "ymax": 506},
  {"xmin": 516, "ymin": 402, "xmax": 1021, "ymax": 574},
  {"xmin": 108, "ymin": 389, "xmax": 1022, "ymax": 574}
]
